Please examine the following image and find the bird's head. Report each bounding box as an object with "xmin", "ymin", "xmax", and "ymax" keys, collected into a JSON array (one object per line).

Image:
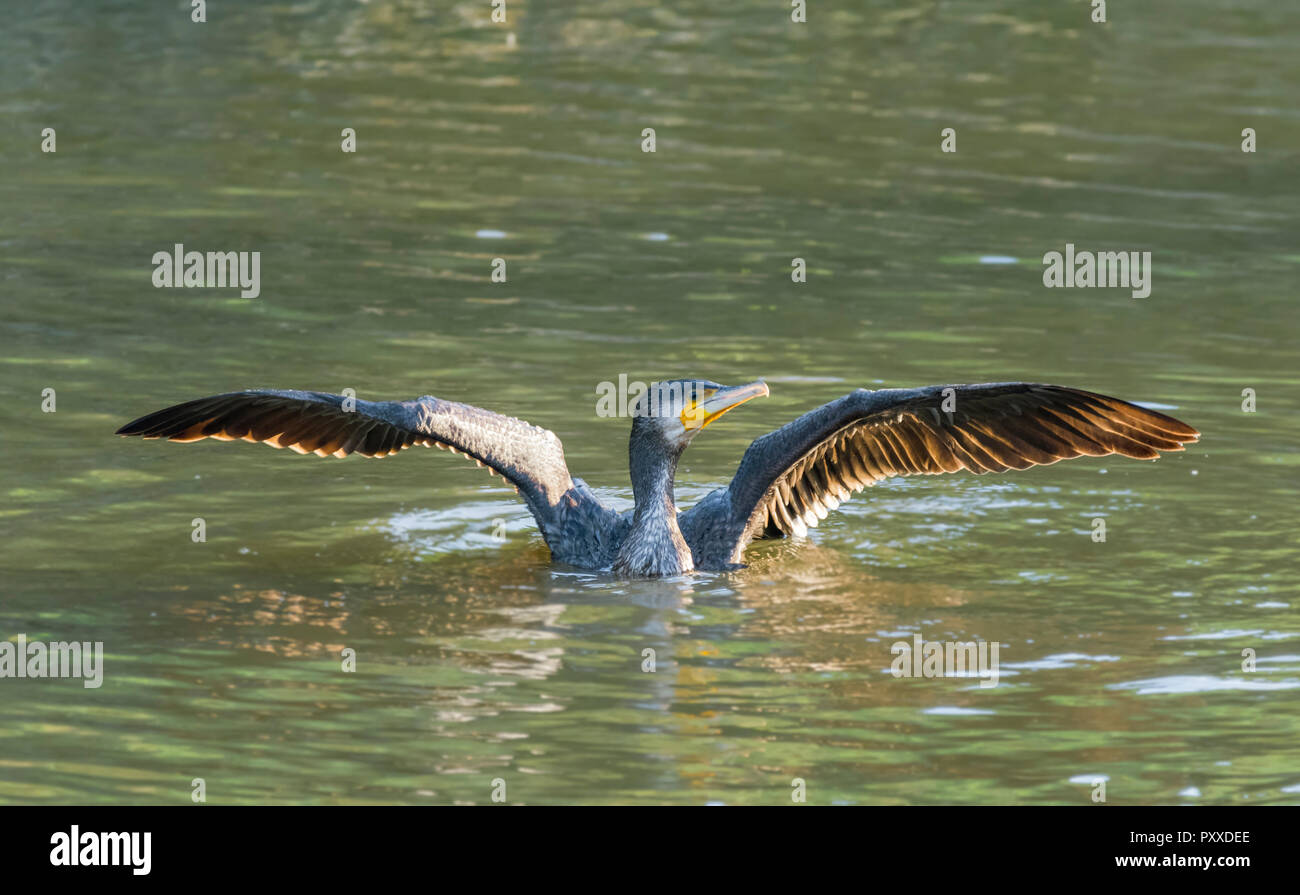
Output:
[{"xmin": 629, "ymin": 379, "xmax": 769, "ymax": 453}]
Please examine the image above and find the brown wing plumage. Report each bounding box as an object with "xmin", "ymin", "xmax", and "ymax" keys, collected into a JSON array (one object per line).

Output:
[
  {"xmin": 118, "ymin": 391, "xmax": 423, "ymax": 458},
  {"xmin": 115, "ymin": 389, "xmax": 580, "ymax": 520},
  {"xmin": 737, "ymin": 383, "xmax": 1199, "ymax": 539}
]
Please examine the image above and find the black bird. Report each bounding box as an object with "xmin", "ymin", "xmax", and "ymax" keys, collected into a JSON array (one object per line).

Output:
[{"xmin": 116, "ymin": 380, "xmax": 1199, "ymax": 577}]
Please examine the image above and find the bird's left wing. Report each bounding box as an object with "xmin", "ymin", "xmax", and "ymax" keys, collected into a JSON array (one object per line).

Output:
[
  {"xmin": 698, "ymin": 383, "xmax": 1198, "ymax": 561},
  {"xmin": 116, "ymin": 389, "xmax": 585, "ymax": 536}
]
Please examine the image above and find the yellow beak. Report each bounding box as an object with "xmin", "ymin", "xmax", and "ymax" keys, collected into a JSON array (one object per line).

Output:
[{"xmin": 682, "ymin": 380, "xmax": 770, "ymax": 431}]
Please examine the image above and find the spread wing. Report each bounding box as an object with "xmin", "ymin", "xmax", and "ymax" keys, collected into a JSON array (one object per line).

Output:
[
  {"xmin": 115, "ymin": 389, "xmax": 595, "ymax": 540},
  {"xmin": 690, "ymin": 383, "xmax": 1198, "ymax": 564}
]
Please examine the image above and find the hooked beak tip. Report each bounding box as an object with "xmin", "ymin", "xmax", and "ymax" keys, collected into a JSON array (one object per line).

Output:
[{"xmin": 692, "ymin": 380, "xmax": 768, "ymax": 430}]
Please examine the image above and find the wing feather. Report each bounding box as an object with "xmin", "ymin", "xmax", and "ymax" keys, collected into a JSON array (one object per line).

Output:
[
  {"xmin": 116, "ymin": 388, "xmax": 586, "ymax": 533},
  {"xmin": 716, "ymin": 383, "xmax": 1198, "ymax": 545}
]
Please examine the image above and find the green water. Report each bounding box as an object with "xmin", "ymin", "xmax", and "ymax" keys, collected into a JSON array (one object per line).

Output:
[{"xmin": 2, "ymin": 0, "xmax": 1298, "ymax": 805}]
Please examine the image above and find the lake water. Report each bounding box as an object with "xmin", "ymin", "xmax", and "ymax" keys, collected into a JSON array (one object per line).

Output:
[{"xmin": 2, "ymin": 0, "xmax": 1298, "ymax": 805}]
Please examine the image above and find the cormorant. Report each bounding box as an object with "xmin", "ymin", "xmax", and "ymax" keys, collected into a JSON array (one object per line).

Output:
[{"xmin": 116, "ymin": 379, "xmax": 1199, "ymax": 577}]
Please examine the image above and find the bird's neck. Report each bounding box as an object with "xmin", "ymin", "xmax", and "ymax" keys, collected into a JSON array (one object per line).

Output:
[{"xmin": 613, "ymin": 445, "xmax": 694, "ymax": 576}]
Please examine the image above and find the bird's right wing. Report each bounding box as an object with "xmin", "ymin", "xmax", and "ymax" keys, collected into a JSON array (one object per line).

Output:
[
  {"xmin": 721, "ymin": 382, "xmax": 1199, "ymax": 543},
  {"xmin": 116, "ymin": 389, "xmax": 596, "ymax": 539}
]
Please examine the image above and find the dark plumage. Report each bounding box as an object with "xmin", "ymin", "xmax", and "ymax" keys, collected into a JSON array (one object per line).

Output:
[{"xmin": 116, "ymin": 379, "xmax": 1199, "ymax": 577}]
